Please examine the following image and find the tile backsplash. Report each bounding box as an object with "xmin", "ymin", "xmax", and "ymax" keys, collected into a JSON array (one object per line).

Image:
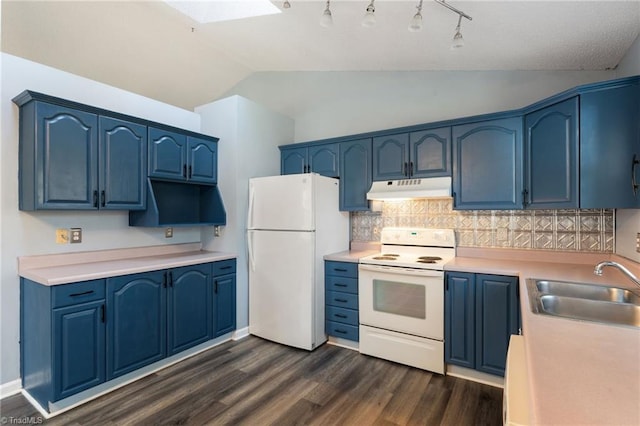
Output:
[{"xmin": 351, "ymin": 198, "xmax": 614, "ymax": 252}]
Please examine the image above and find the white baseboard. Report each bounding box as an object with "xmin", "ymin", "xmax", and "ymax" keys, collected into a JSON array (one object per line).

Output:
[
  {"xmin": 446, "ymin": 364, "xmax": 504, "ymax": 388},
  {"xmin": 232, "ymin": 327, "xmax": 250, "ymax": 340},
  {"xmin": 0, "ymin": 379, "xmax": 22, "ymax": 399},
  {"xmin": 327, "ymin": 336, "xmax": 359, "ymax": 351}
]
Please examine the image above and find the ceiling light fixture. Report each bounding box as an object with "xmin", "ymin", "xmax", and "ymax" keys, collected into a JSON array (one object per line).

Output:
[
  {"xmin": 320, "ymin": 0, "xmax": 333, "ymax": 28},
  {"xmin": 451, "ymin": 14, "xmax": 464, "ymax": 49},
  {"xmin": 283, "ymin": 0, "xmax": 291, "ymax": 9},
  {"xmin": 408, "ymin": 0, "xmax": 424, "ymax": 32},
  {"xmin": 362, "ymin": 0, "xmax": 376, "ymax": 28}
]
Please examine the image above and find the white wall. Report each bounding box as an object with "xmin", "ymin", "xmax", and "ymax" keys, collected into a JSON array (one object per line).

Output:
[
  {"xmin": 196, "ymin": 96, "xmax": 295, "ymax": 330},
  {"xmin": 616, "ymin": 33, "xmax": 640, "ymax": 78},
  {"xmin": 0, "ymin": 54, "xmax": 204, "ymax": 386},
  {"xmin": 220, "ymin": 70, "xmax": 613, "ymax": 142}
]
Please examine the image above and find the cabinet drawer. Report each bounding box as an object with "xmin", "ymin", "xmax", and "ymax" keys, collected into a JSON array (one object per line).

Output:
[
  {"xmin": 326, "ymin": 305, "xmax": 358, "ymax": 326},
  {"xmin": 326, "ymin": 321, "xmax": 359, "ymax": 341},
  {"xmin": 325, "ymin": 261, "xmax": 358, "ymax": 278},
  {"xmin": 213, "ymin": 259, "xmax": 236, "ymax": 276},
  {"xmin": 325, "ymin": 276, "xmax": 358, "ymax": 294},
  {"xmin": 53, "ymin": 279, "xmax": 105, "ymax": 308},
  {"xmin": 326, "ymin": 291, "xmax": 358, "ymax": 310}
]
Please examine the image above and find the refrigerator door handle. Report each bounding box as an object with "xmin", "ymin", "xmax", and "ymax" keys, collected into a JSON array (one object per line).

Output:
[
  {"xmin": 248, "ymin": 230, "xmax": 256, "ymax": 272},
  {"xmin": 247, "ymin": 183, "xmax": 255, "ymax": 230}
]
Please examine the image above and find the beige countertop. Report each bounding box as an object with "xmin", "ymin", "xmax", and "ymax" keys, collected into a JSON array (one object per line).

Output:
[
  {"xmin": 447, "ymin": 251, "xmax": 640, "ymax": 425},
  {"xmin": 18, "ymin": 243, "xmax": 236, "ymax": 286},
  {"xmin": 324, "ymin": 249, "xmax": 378, "ymax": 263}
]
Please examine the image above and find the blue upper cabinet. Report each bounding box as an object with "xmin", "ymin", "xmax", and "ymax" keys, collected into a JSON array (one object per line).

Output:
[
  {"xmin": 20, "ymin": 102, "xmax": 99, "ymax": 210},
  {"xmin": 524, "ymin": 97, "xmax": 579, "ymax": 209},
  {"xmin": 452, "ymin": 117, "xmax": 523, "ymax": 210},
  {"xmin": 410, "ymin": 127, "xmax": 451, "ymax": 178},
  {"xmin": 339, "ymin": 138, "xmax": 372, "ymax": 211},
  {"xmin": 148, "ymin": 128, "xmax": 217, "ymax": 184},
  {"xmin": 372, "ymin": 133, "xmax": 409, "ymax": 180},
  {"xmin": 281, "ymin": 144, "xmax": 339, "ymax": 177},
  {"xmin": 99, "ymin": 117, "xmax": 147, "ymax": 210},
  {"xmin": 148, "ymin": 128, "xmax": 187, "ymax": 181},
  {"xmin": 580, "ymin": 80, "xmax": 640, "ymax": 208},
  {"xmin": 187, "ymin": 136, "xmax": 218, "ymax": 184},
  {"xmin": 373, "ymin": 129, "xmax": 451, "ymax": 180}
]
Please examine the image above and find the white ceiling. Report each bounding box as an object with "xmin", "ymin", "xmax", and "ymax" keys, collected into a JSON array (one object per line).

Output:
[{"xmin": 2, "ymin": 1, "xmax": 639, "ymax": 110}]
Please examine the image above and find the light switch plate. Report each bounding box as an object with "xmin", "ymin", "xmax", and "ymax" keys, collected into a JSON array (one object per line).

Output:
[{"xmin": 70, "ymin": 228, "xmax": 82, "ymax": 244}]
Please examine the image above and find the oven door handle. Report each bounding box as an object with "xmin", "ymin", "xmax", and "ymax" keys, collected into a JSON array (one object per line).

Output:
[{"xmin": 358, "ymin": 263, "xmax": 444, "ymax": 278}]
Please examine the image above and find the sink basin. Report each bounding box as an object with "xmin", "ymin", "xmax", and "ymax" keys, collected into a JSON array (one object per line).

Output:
[
  {"xmin": 539, "ymin": 295, "xmax": 640, "ymax": 328},
  {"xmin": 535, "ymin": 280, "xmax": 640, "ymax": 304},
  {"xmin": 527, "ymin": 279, "xmax": 640, "ymax": 329}
]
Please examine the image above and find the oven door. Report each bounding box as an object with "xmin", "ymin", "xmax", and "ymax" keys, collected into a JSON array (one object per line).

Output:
[{"xmin": 358, "ymin": 264, "xmax": 444, "ymax": 340}]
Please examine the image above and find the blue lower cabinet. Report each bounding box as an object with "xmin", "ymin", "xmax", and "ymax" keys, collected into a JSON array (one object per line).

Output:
[
  {"xmin": 212, "ymin": 259, "xmax": 237, "ymax": 337},
  {"xmin": 106, "ymin": 270, "xmax": 166, "ymax": 380},
  {"xmin": 168, "ymin": 264, "xmax": 213, "ymax": 355},
  {"xmin": 324, "ymin": 261, "xmax": 359, "ymax": 342},
  {"xmin": 445, "ymin": 271, "xmax": 519, "ymax": 377},
  {"xmin": 20, "ymin": 278, "xmax": 106, "ymax": 408}
]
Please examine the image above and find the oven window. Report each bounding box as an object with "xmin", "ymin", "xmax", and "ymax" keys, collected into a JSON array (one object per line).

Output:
[{"xmin": 373, "ymin": 279, "xmax": 426, "ymax": 319}]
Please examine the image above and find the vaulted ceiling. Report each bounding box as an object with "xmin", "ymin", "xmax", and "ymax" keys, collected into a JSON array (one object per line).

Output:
[{"xmin": 2, "ymin": 1, "xmax": 639, "ymax": 110}]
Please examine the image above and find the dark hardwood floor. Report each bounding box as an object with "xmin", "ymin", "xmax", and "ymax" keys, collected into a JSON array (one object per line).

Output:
[{"xmin": 0, "ymin": 336, "xmax": 503, "ymax": 425}]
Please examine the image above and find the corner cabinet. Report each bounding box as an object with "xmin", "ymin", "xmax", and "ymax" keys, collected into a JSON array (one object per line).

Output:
[
  {"xmin": 452, "ymin": 117, "xmax": 523, "ymax": 210},
  {"xmin": 14, "ymin": 94, "xmax": 147, "ymax": 211},
  {"xmin": 524, "ymin": 97, "xmax": 579, "ymax": 209},
  {"xmin": 445, "ymin": 271, "xmax": 519, "ymax": 377},
  {"xmin": 148, "ymin": 128, "xmax": 218, "ymax": 184},
  {"xmin": 281, "ymin": 143, "xmax": 339, "ymax": 177},
  {"xmin": 324, "ymin": 261, "xmax": 359, "ymax": 342},
  {"xmin": 20, "ymin": 258, "xmax": 236, "ymax": 412}
]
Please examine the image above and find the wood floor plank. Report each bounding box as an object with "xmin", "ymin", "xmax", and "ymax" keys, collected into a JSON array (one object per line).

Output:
[{"xmin": 0, "ymin": 336, "xmax": 503, "ymax": 426}]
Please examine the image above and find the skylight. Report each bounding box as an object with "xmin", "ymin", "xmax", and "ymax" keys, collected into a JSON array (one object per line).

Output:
[{"xmin": 165, "ymin": 0, "xmax": 281, "ymax": 24}]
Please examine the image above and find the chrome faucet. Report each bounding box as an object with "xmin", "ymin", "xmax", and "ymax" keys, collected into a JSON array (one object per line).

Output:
[{"xmin": 594, "ymin": 261, "xmax": 640, "ymax": 288}]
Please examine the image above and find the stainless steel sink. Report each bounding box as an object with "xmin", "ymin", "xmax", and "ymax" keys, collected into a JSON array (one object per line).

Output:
[
  {"xmin": 527, "ymin": 279, "xmax": 640, "ymax": 329},
  {"xmin": 535, "ymin": 280, "xmax": 640, "ymax": 304}
]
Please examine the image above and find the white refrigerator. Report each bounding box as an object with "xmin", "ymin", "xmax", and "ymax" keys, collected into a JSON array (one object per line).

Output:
[{"xmin": 247, "ymin": 173, "xmax": 349, "ymax": 350}]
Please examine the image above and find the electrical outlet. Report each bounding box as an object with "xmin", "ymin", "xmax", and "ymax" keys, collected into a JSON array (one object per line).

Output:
[
  {"xmin": 214, "ymin": 226, "xmax": 221, "ymax": 237},
  {"xmin": 70, "ymin": 228, "xmax": 82, "ymax": 244},
  {"xmin": 636, "ymin": 233, "xmax": 640, "ymax": 253},
  {"xmin": 56, "ymin": 229, "xmax": 69, "ymax": 244},
  {"xmin": 165, "ymin": 227, "xmax": 173, "ymax": 238}
]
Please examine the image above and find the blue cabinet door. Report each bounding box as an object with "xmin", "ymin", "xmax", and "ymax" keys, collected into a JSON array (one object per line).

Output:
[
  {"xmin": 35, "ymin": 102, "xmax": 99, "ymax": 209},
  {"xmin": 309, "ymin": 143, "xmax": 340, "ymax": 177},
  {"xmin": 475, "ymin": 274, "xmax": 519, "ymax": 377},
  {"xmin": 99, "ymin": 117, "xmax": 147, "ymax": 210},
  {"xmin": 106, "ymin": 271, "xmax": 166, "ymax": 380},
  {"xmin": 53, "ymin": 300, "xmax": 105, "ymax": 400},
  {"xmin": 167, "ymin": 264, "xmax": 212, "ymax": 355},
  {"xmin": 213, "ymin": 273, "xmax": 236, "ymax": 337},
  {"xmin": 452, "ymin": 117, "xmax": 523, "ymax": 210},
  {"xmin": 372, "ymin": 133, "xmax": 410, "ymax": 180},
  {"xmin": 525, "ymin": 97, "xmax": 579, "ymax": 209},
  {"xmin": 445, "ymin": 272, "xmax": 475, "ymax": 369},
  {"xmin": 410, "ymin": 127, "xmax": 451, "ymax": 178},
  {"xmin": 580, "ymin": 81, "xmax": 640, "ymax": 208},
  {"xmin": 281, "ymin": 147, "xmax": 307, "ymax": 174},
  {"xmin": 339, "ymin": 138, "xmax": 372, "ymax": 211},
  {"xmin": 188, "ymin": 136, "xmax": 217, "ymax": 184},
  {"xmin": 148, "ymin": 127, "xmax": 187, "ymax": 181}
]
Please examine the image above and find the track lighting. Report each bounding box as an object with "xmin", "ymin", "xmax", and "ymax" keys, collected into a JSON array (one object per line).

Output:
[
  {"xmin": 282, "ymin": 0, "xmax": 290, "ymax": 9},
  {"xmin": 408, "ymin": 0, "xmax": 424, "ymax": 32},
  {"xmin": 362, "ymin": 0, "xmax": 376, "ymax": 28},
  {"xmin": 320, "ymin": 0, "xmax": 333, "ymax": 28},
  {"xmin": 451, "ymin": 14, "xmax": 464, "ymax": 49}
]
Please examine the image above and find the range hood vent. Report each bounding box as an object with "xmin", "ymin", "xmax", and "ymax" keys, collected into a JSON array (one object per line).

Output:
[{"xmin": 366, "ymin": 177, "xmax": 452, "ymax": 200}]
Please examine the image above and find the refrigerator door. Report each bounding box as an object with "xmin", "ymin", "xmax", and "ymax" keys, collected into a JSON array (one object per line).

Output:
[
  {"xmin": 248, "ymin": 229, "xmax": 318, "ymax": 350},
  {"xmin": 248, "ymin": 174, "xmax": 314, "ymax": 231}
]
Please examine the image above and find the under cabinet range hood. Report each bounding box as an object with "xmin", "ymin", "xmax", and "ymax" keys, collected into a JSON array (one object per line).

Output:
[{"xmin": 366, "ymin": 177, "xmax": 452, "ymax": 200}]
